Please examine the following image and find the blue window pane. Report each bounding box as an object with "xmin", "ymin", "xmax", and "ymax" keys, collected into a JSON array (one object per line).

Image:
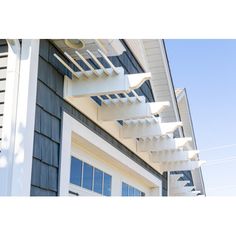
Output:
[
  {"xmin": 122, "ymin": 182, "xmax": 128, "ymax": 196},
  {"xmin": 82, "ymin": 163, "xmax": 93, "ymax": 190},
  {"xmin": 134, "ymin": 188, "xmax": 140, "ymax": 196},
  {"xmin": 94, "ymin": 168, "xmax": 103, "ymax": 194},
  {"xmin": 70, "ymin": 157, "xmax": 82, "ymax": 186},
  {"xmin": 103, "ymin": 173, "xmax": 112, "ymax": 196},
  {"xmin": 128, "ymin": 186, "xmax": 134, "ymax": 196}
]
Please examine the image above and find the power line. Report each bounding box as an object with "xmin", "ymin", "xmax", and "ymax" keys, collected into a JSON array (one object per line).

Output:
[{"xmin": 200, "ymin": 143, "xmax": 236, "ymax": 152}]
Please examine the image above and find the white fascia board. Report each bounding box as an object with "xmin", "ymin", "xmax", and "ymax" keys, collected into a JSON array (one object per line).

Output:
[{"xmin": 60, "ymin": 112, "xmax": 162, "ymax": 196}]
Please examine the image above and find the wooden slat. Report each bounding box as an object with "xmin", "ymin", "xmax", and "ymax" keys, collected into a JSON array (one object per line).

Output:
[
  {"xmin": 0, "ymin": 104, "xmax": 4, "ymax": 115},
  {"xmin": 0, "ymin": 80, "xmax": 6, "ymax": 91},
  {"xmin": 0, "ymin": 69, "xmax": 7, "ymax": 79},
  {"xmin": 0, "ymin": 57, "xmax": 7, "ymax": 68},
  {"xmin": 0, "ymin": 92, "xmax": 5, "ymax": 102}
]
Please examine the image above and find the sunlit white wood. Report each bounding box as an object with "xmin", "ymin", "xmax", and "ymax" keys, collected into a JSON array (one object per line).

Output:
[
  {"xmin": 87, "ymin": 49, "xmax": 110, "ymax": 75},
  {"xmin": 97, "ymin": 49, "xmax": 119, "ymax": 74},
  {"xmin": 173, "ymin": 190, "xmax": 201, "ymax": 196},
  {"xmin": 131, "ymin": 90, "xmax": 142, "ymax": 102},
  {"xmin": 159, "ymin": 160, "xmax": 206, "ymax": 172},
  {"xmin": 63, "ymin": 69, "xmax": 151, "ymax": 97},
  {"xmin": 75, "ymin": 51, "xmax": 99, "ymax": 76},
  {"xmin": 64, "ymin": 52, "xmax": 90, "ymax": 78},
  {"xmin": 149, "ymin": 150, "xmax": 199, "ymax": 163},
  {"xmin": 120, "ymin": 120, "xmax": 182, "ymax": 139},
  {"xmin": 170, "ymin": 186, "xmax": 195, "ymax": 195},
  {"xmin": 97, "ymin": 96, "xmax": 108, "ymax": 105},
  {"xmin": 169, "ymin": 174, "xmax": 184, "ymax": 183},
  {"xmin": 137, "ymin": 136, "xmax": 192, "ymax": 152},
  {"xmin": 54, "ymin": 53, "xmax": 81, "ymax": 79},
  {"xmin": 170, "ymin": 180, "xmax": 190, "ymax": 189},
  {"xmin": 98, "ymin": 97, "xmax": 170, "ymax": 121}
]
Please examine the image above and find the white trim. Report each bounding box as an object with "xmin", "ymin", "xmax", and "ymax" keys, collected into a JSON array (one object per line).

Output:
[
  {"xmin": 0, "ymin": 40, "xmax": 21, "ymax": 196},
  {"xmin": 10, "ymin": 40, "xmax": 39, "ymax": 195},
  {"xmin": 59, "ymin": 112, "xmax": 162, "ymax": 196}
]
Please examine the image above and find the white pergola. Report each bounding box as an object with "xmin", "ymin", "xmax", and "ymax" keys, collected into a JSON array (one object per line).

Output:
[{"xmin": 54, "ymin": 49, "xmax": 205, "ymax": 194}]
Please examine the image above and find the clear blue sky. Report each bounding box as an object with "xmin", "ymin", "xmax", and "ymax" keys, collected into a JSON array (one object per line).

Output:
[{"xmin": 165, "ymin": 40, "xmax": 236, "ymax": 196}]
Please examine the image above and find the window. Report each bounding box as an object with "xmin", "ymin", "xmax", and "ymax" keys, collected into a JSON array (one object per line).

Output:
[
  {"xmin": 94, "ymin": 168, "xmax": 103, "ymax": 194},
  {"xmin": 122, "ymin": 182, "xmax": 145, "ymax": 196},
  {"xmin": 82, "ymin": 163, "xmax": 93, "ymax": 190},
  {"xmin": 103, "ymin": 173, "xmax": 112, "ymax": 196},
  {"xmin": 70, "ymin": 157, "xmax": 82, "ymax": 186},
  {"xmin": 70, "ymin": 156, "xmax": 112, "ymax": 196}
]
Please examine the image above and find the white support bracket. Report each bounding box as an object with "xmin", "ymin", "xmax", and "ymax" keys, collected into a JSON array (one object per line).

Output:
[
  {"xmin": 149, "ymin": 150, "xmax": 199, "ymax": 163},
  {"xmin": 98, "ymin": 97, "xmax": 170, "ymax": 121},
  {"xmin": 137, "ymin": 136, "xmax": 192, "ymax": 152},
  {"xmin": 170, "ymin": 186, "xmax": 195, "ymax": 195},
  {"xmin": 120, "ymin": 120, "xmax": 182, "ymax": 139},
  {"xmin": 170, "ymin": 180, "xmax": 190, "ymax": 189},
  {"xmin": 173, "ymin": 191, "xmax": 201, "ymax": 196}
]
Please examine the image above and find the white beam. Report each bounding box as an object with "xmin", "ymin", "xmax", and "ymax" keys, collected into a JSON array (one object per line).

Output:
[
  {"xmin": 170, "ymin": 180, "xmax": 190, "ymax": 189},
  {"xmin": 98, "ymin": 98, "xmax": 170, "ymax": 121},
  {"xmin": 169, "ymin": 174, "xmax": 184, "ymax": 183},
  {"xmin": 63, "ymin": 68, "xmax": 151, "ymax": 97},
  {"xmin": 149, "ymin": 150, "xmax": 199, "ymax": 163},
  {"xmin": 170, "ymin": 186, "xmax": 195, "ymax": 195},
  {"xmin": 173, "ymin": 191, "xmax": 201, "ymax": 196},
  {"xmin": 159, "ymin": 160, "xmax": 206, "ymax": 172},
  {"xmin": 137, "ymin": 136, "xmax": 192, "ymax": 152},
  {"xmin": 120, "ymin": 120, "xmax": 182, "ymax": 139}
]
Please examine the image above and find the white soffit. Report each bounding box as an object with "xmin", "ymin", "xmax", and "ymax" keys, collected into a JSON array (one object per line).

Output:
[
  {"xmin": 142, "ymin": 40, "xmax": 181, "ymax": 124},
  {"xmin": 52, "ymin": 39, "xmax": 126, "ymax": 59}
]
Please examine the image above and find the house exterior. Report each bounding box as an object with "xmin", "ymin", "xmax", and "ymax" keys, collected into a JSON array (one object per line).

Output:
[{"xmin": 0, "ymin": 39, "xmax": 205, "ymax": 196}]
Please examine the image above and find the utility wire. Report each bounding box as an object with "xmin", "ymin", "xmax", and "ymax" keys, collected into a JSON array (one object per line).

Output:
[{"xmin": 200, "ymin": 143, "xmax": 236, "ymax": 152}]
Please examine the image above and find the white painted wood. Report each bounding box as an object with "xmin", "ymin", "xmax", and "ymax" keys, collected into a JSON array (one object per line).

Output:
[
  {"xmin": 10, "ymin": 40, "xmax": 39, "ymax": 196},
  {"xmin": 120, "ymin": 120, "xmax": 182, "ymax": 139},
  {"xmin": 170, "ymin": 180, "xmax": 190, "ymax": 189},
  {"xmin": 0, "ymin": 40, "xmax": 21, "ymax": 196},
  {"xmin": 173, "ymin": 191, "xmax": 201, "ymax": 196},
  {"xmin": 0, "ymin": 57, "xmax": 8, "ymax": 67},
  {"xmin": 170, "ymin": 186, "xmax": 195, "ymax": 195},
  {"xmin": 98, "ymin": 97, "xmax": 169, "ymax": 121},
  {"xmin": 149, "ymin": 150, "xmax": 199, "ymax": 163},
  {"xmin": 63, "ymin": 68, "xmax": 151, "ymax": 97},
  {"xmin": 159, "ymin": 160, "xmax": 206, "ymax": 172},
  {"xmin": 169, "ymin": 174, "xmax": 184, "ymax": 183},
  {"xmin": 137, "ymin": 136, "xmax": 192, "ymax": 152}
]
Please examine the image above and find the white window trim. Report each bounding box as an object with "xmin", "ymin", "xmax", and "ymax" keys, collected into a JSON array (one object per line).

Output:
[{"xmin": 60, "ymin": 112, "xmax": 162, "ymax": 196}]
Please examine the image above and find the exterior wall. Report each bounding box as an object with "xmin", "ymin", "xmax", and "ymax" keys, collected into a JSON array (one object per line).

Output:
[
  {"xmin": 31, "ymin": 39, "xmax": 167, "ymax": 196},
  {"xmin": 0, "ymin": 40, "xmax": 8, "ymax": 148}
]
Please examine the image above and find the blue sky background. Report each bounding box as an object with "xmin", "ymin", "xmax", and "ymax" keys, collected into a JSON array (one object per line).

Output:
[{"xmin": 165, "ymin": 40, "xmax": 236, "ymax": 196}]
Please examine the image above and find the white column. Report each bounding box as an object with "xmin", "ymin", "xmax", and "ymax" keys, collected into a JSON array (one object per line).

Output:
[
  {"xmin": 10, "ymin": 39, "xmax": 39, "ymax": 195},
  {"xmin": 0, "ymin": 40, "xmax": 21, "ymax": 196}
]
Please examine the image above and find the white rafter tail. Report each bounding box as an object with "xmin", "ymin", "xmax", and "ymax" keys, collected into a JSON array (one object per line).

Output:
[
  {"xmin": 123, "ymin": 92, "xmax": 135, "ymax": 103},
  {"xmin": 149, "ymin": 101, "xmax": 170, "ymax": 115},
  {"xmin": 170, "ymin": 180, "xmax": 190, "ymax": 189},
  {"xmin": 173, "ymin": 190, "xmax": 201, "ymax": 196},
  {"xmin": 159, "ymin": 160, "xmax": 206, "ymax": 172},
  {"xmin": 170, "ymin": 174, "xmax": 184, "ymax": 183},
  {"xmin": 161, "ymin": 121, "xmax": 183, "ymax": 134},
  {"xmin": 98, "ymin": 98, "xmax": 171, "ymax": 121},
  {"xmin": 175, "ymin": 137, "xmax": 192, "ymax": 148},
  {"xmin": 97, "ymin": 96, "xmax": 109, "ymax": 106},
  {"xmin": 126, "ymin": 72, "xmax": 151, "ymax": 91},
  {"xmin": 54, "ymin": 53, "xmax": 80, "ymax": 80},
  {"xmin": 87, "ymin": 49, "xmax": 110, "ymax": 75},
  {"xmin": 120, "ymin": 120, "xmax": 181, "ymax": 139},
  {"xmin": 149, "ymin": 150, "xmax": 199, "ymax": 163},
  {"xmin": 75, "ymin": 51, "xmax": 100, "ymax": 76},
  {"xmin": 63, "ymin": 52, "xmax": 90, "ymax": 78},
  {"xmin": 137, "ymin": 136, "xmax": 192, "ymax": 152},
  {"xmin": 97, "ymin": 49, "xmax": 119, "ymax": 74},
  {"xmin": 131, "ymin": 90, "xmax": 142, "ymax": 102},
  {"xmin": 170, "ymin": 186, "xmax": 195, "ymax": 195}
]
